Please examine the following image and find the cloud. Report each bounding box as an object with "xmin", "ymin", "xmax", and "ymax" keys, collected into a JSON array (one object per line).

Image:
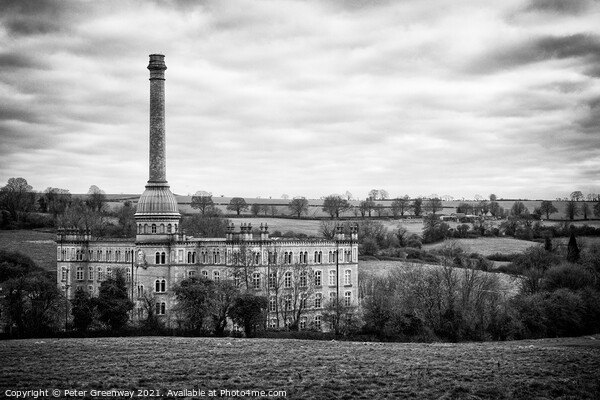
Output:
[
  {"xmin": 469, "ymin": 33, "xmax": 600, "ymax": 76},
  {"xmin": 0, "ymin": 0, "xmax": 599, "ymax": 200}
]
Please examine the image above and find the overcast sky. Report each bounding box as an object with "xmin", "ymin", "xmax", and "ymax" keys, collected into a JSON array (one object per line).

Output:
[{"xmin": 1, "ymin": 0, "xmax": 599, "ymax": 200}]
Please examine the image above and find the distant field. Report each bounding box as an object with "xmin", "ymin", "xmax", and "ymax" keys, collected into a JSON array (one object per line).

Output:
[
  {"xmin": 0, "ymin": 230, "xmax": 57, "ymax": 271},
  {"xmin": 1, "ymin": 336, "xmax": 599, "ymax": 399},
  {"xmin": 423, "ymin": 237, "xmax": 540, "ymax": 256}
]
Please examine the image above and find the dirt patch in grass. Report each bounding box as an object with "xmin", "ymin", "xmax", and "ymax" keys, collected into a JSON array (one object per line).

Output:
[{"xmin": 1, "ymin": 336, "xmax": 599, "ymax": 399}]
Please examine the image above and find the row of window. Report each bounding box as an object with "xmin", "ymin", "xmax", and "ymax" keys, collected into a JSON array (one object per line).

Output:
[
  {"xmin": 185, "ymin": 269, "xmax": 353, "ymax": 289},
  {"xmin": 58, "ymin": 248, "xmax": 134, "ymax": 263},
  {"xmin": 268, "ymin": 291, "xmax": 352, "ymax": 312},
  {"xmin": 63, "ymin": 266, "xmax": 131, "ymax": 282},
  {"xmin": 138, "ymin": 223, "xmax": 178, "ymax": 235}
]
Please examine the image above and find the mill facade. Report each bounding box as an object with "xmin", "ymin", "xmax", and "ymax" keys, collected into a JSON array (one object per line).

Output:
[{"xmin": 56, "ymin": 55, "xmax": 359, "ymax": 331}]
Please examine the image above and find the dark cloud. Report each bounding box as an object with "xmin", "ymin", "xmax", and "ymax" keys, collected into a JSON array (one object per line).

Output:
[
  {"xmin": 1, "ymin": 0, "xmax": 75, "ymax": 36},
  {"xmin": 524, "ymin": 0, "xmax": 593, "ymax": 15},
  {"xmin": 0, "ymin": 52, "xmax": 46, "ymax": 70},
  {"xmin": 469, "ymin": 33, "xmax": 600, "ymax": 75},
  {"xmin": 577, "ymin": 96, "xmax": 600, "ymax": 133}
]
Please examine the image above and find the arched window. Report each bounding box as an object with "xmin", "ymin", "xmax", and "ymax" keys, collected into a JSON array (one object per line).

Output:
[
  {"xmin": 106, "ymin": 267, "xmax": 112, "ymax": 279},
  {"xmin": 187, "ymin": 252, "xmax": 192, "ymax": 264},
  {"xmin": 160, "ymin": 224, "xmax": 165, "ymax": 233},
  {"xmin": 88, "ymin": 266, "xmax": 93, "ymax": 280},
  {"xmin": 167, "ymin": 224, "xmax": 172, "ymax": 233},
  {"xmin": 192, "ymin": 252, "xmax": 196, "ymax": 263},
  {"xmin": 202, "ymin": 251, "xmax": 207, "ymax": 264},
  {"xmin": 329, "ymin": 270, "xmax": 336, "ymax": 286},
  {"xmin": 76, "ymin": 267, "xmax": 84, "ymax": 281},
  {"xmin": 152, "ymin": 224, "xmax": 157, "ymax": 233},
  {"xmin": 161, "ymin": 252, "xmax": 166, "ymax": 264},
  {"xmin": 156, "ymin": 302, "xmax": 166, "ymax": 315},
  {"xmin": 268, "ymin": 271, "xmax": 277, "ymax": 289},
  {"xmin": 174, "ymin": 224, "xmax": 178, "ymax": 232},
  {"xmin": 284, "ymin": 271, "xmax": 292, "ymax": 288},
  {"xmin": 144, "ymin": 224, "xmax": 148, "ymax": 233},
  {"xmin": 155, "ymin": 252, "xmax": 161, "ymax": 264},
  {"xmin": 155, "ymin": 279, "xmax": 166, "ymax": 292},
  {"xmin": 97, "ymin": 267, "xmax": 104, "ymax": 281},
  {"xmin": 161, "ymin": 279, "xmax": 166, "ymax": 292}
]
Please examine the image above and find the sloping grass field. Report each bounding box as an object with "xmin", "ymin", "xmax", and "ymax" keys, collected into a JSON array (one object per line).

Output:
[
  {"xmin": 0, "ymin": 230, "xmax": 57, "ymax": 271},
  {"xmin": 1, "ymin": 336, "xmax": 599, "ymax": 399}
]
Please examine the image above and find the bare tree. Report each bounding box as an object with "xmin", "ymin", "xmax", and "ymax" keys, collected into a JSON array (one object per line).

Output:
[
  {"xmin": 191, "ymin": 193, "xmax": 214, "ymax": 215},
  {"xmin": 288, "ymin": 197, "xmax": 309, "ymax": 218}
]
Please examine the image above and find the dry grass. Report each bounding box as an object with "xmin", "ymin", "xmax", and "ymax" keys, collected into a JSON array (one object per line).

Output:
[{"xmin": 1, "ymin": 336, "xmax": 599, "ymax": 399}]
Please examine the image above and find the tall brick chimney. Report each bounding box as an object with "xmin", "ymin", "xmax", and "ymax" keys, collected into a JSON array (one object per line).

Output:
[
  {"xmin": 135, "ymin": 54, "xmax": 180, "ymax": 242},
  {"xmin": 148, "ymin": 54, "xmax": 167, "ymax": 183}
]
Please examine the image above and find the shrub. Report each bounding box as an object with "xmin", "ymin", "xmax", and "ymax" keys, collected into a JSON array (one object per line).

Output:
[
  {"xmin": 542, "ymin": 263, "xmax": 595, "ymax": 292},
  {"xmin": 486, "ymin": 253, "xmax": 519, "ymax": 262}
]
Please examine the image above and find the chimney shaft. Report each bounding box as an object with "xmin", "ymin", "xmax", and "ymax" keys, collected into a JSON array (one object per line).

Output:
[{"xmin": 148, "ymin": 54, "xmax": 167, "ymax": 183}]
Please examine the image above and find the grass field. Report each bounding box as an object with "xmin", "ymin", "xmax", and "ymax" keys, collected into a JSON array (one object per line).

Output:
[
  {"xmin": 1, "ymin": 335, "xmax": 599, "ymax": 399},
  {"xmin": 0, "ymin": 230, "xmax": 57, "ymax": 271},
  {"xmin": 422, "ymin": 237, "xmax": 540, "ymax": 256}
]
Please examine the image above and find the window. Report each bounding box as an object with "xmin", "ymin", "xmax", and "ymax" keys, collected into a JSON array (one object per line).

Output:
[
  {"xmin": 329, "ymin": 292, "xmax": 336, "ymax": 304},
  {"xmin": 284, "ymin": 294, "xmax": 292, "ymax": 310},
  {"xmin": 106, "ymin": 267, "xmax": 112, "ymax": 279},
  {"xmin": 192, "ymin": 252, "xmax": 196, "ymax": 263},
  {"xmin": 254, "ymin": 252, "xmax": 260, "ymax": 265},
  {"xmin": 344, "ymin": 291, "xmax": 352, "ymax": 307},
  {"xmin": 314, "ymin": 315, "xmax": 322, "ymax": 331},
  {"xmin": 126, "ymin": 269, "xmax": 131, "ymax": 282},
  {"xmin": 155, "ymin": 279, "xmax": 166, "ymax": 292},
  {"xmin": 97, "ymin": 267, "xmax": 104, "ymax": 281},
  {"xmin": 300, "ymin": 294, "xmax": 307, "ymax": 309},
  {"xmin": 155, "ymin": 252, "xmax": 161, "ymax": 264},
  {"xmin": 329, "ymin": 270, "xmax": 336, "ymax": 286},
  {"xmin": 314, "ymin": 293, "xmax": 322, "ymax": 309},
  {"xmin": 329, "ymin": 251, "xmax": 334, "ymax": 263},
  {"xmin": 269, "ymin": 319, "xmax": 277, "ymax": 329},
  {"xmin": 76, "ymin": 267, "xmax": 84, "ymax": 281},
  {"xmin": 300, "ymin": 271, "xmax": 307, "ymax": 287},
  {"xmin": 314, "ymin": 270, "xmax": 322, "ymax": 286},
  {"xmin": 160, "ymin": 224, "xmax": 165, "ymax": 233},
  {"xmin": 167, "ymin": 224, "xmax": 172, "ymax": 233},
  {"xmin": 213, "ymin": 270, "xmax": 220, "ymax": 281},
  {"xmin": 152, "ymin": 224, "xmax": 157, "ymax": 233},
  {"xmin": 137, "ymin": 285, "xmax": 144, "ymax": 298},
  {"xmin": 213, "ymin": 251, "xmax": 220, "ymax": 264},
  {"xmin": 202, "ymin": 252, "xmax": 207, "ymax": 264},
  {"xmin": 88, "ymin": 266, "xmax": 93, "ymax": 281},
  {"xmin": 344, "ymin": 270, "xmax": 351, "ymax": 286},
  {"xmin": 315, "ymin": 251, "xmax": 323, "ymax": 264},
  {"xmin": 268, "ymin": 272, "xmax": 277, "ymax": 289},
  {"xmin": 284, "ymin": 271, "xmax": 292, "ymax": 288},
  {"xmin": 252, "ymin": 272, "xmax": 261, "ymax": 289},
  {"xmin": 61, "ymin": 267, "xmax": 69, "ymax": 281},
  {"xmin": 201, "ymin": 270, "xmax": 208, "ymax": 278},
  {"xmin": 269, "ymin": 297, "xmax": 277, "ymax": 312},
  {"xmin": 300, "ymin": 317, "xmax": 307, "ymax": 330},
  {"xmin": 161, "ymin": 252, "xmax": 166, "ymax": 264},
  {"xmin": 156, "ymin": 302, "xmax": 166, "ymax": 315},
  {"xmin": 234, "ymin": 275, "xmax": 240, "ymax": 287},
  {"xmin": 188, "ymin": 270, "xmax": 196, "ymax": 278}
]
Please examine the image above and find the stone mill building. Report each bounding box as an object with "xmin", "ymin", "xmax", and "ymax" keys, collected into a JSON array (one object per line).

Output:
[{"xmin": 56, "ymin": 54, "xmax": 359, "ymax": 331}]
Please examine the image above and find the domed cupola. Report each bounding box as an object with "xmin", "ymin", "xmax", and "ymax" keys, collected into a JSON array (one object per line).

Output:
[{"xmin": 135, "ymin": 54, "xmax": 180, "ymax": 242}]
